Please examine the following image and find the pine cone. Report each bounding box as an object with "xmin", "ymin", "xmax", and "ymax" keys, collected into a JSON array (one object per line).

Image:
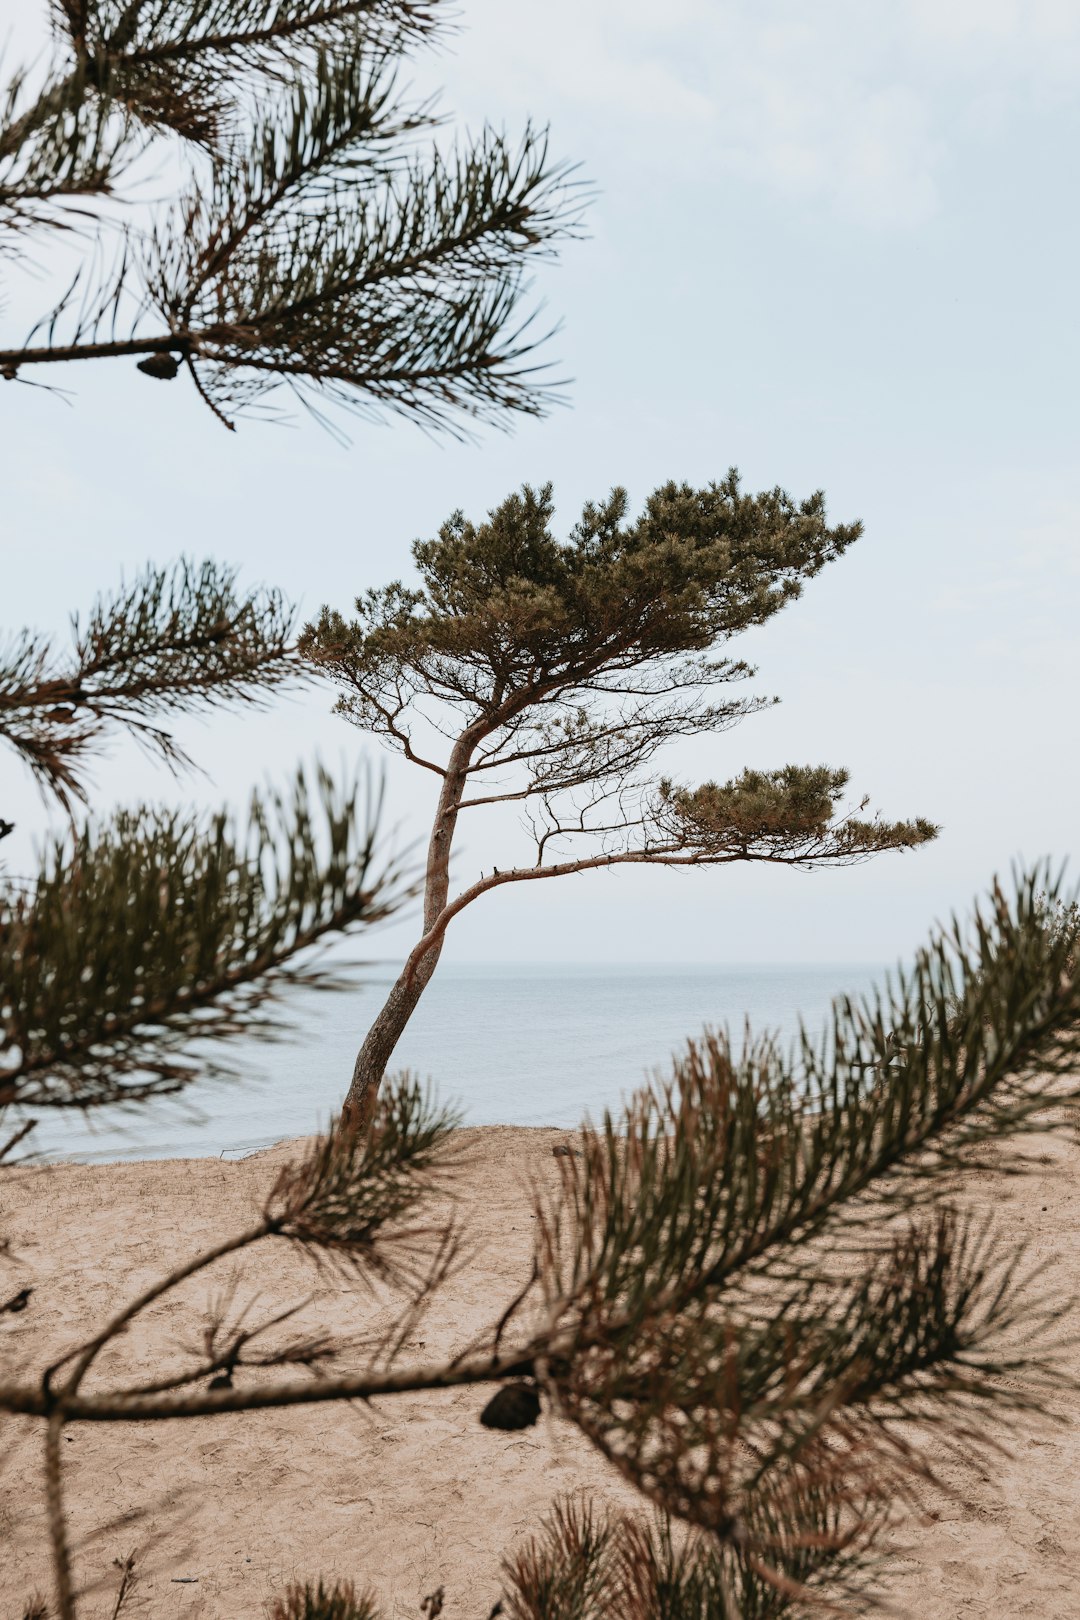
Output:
[
  {"xmin": 136, "ymin": 353, "xmax": 181, "ymax": 380},
  {"xmin": 480, "ymin": 1382, "xmax": 541, "ymax": 1430}
]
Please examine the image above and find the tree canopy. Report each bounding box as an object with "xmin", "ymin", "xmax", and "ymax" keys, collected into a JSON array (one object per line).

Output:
[{"xmin": 304, "ymin": 476, "xmax": 934, "ymax": 868}]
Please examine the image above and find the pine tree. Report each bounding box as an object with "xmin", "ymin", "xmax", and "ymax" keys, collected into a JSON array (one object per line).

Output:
[
  {"xmin": 0, "ymin": 2, "xmax": 584, "ymax": 434},
  {"xmin": 301, "ymin": 477, "xmax": 938, "ymax": 1128}
]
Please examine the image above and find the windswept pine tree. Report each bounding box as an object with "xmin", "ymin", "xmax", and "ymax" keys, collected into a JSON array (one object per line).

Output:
[
  {"xmin": 301, "ymin": 477, "xmax": 938, "ymax": 1127},
  {"xmin": 0, "ymin": 1, "xmax": 584, "ymax": 433}
]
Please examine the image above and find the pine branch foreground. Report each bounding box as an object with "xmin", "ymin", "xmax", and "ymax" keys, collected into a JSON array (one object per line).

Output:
[
  {"xmin": 0, "ymin": 1, "xmax": 587, "ymax": 434},
  {"xmin": 0, "ymin": 766, "xmax": 413, "ymax": 1111},
  {"xmin": 4, "ymin": 869, "xmax": 1080, "ymax": 1618},
  {"xmin": 0, "ymin": 556, "xmax": 298, "ymax": 815}
]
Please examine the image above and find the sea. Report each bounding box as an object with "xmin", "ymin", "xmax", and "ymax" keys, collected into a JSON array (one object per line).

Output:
[{"xmin": 23, "ymin": 961, "xmax": 888, "ymax": 1163}]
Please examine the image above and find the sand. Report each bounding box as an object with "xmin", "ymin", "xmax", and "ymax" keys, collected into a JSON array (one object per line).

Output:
[{"xmin": 2, "ymin": 1124, "xmax": 1079, "ymax": 1618}]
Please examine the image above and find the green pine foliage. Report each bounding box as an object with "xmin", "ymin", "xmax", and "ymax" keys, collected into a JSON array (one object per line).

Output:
[
  {"xmin": 493, "ymin": 870, "xmax": 1080, "ymax": 1606},
  {"xmin": 265, "ymin": 1072, "xmax": 460, "ymax": 1288},
  {"xmin": 657, "ymin": 766, "xmax": 936, "ymax": 857},
  {"xmin": 0, "ymin": 768, "xmax": 409, "ymax": 1110},
  {"xmin": 0, "ymin": 558, "xmax": 296, "ymax": 811},
  {"xmin": 0, "ymin": 1, "xmax": 584, "ymax": 431},
  {"xmin": 306, "ymin": 476, "xmax": 863, "ymax": 699},
  {"xmin": 270, "ymin": 1581, "xmax": 382, "ymax": 1620},
  {"xmin": 497, "ymin": 1495, "xmax": 874, "ymax": 1620},
  {"xmin": 303, "ymin": 474, "xmax": 935, "ymax": 877}
]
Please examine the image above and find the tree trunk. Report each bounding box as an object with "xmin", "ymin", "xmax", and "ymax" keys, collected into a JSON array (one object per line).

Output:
[
  {"xmin": 341, "ymin": 940, "xmax": 447, "ymax": 1132},
  {"xmin": 341, "ymin": 722, "xmax": 484, "ymax": 1131}
]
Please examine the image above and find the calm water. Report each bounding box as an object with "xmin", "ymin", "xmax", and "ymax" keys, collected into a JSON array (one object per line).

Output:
[{"xmin": 25, "ymin": 962, "xmax": 886, "ymax": 1163}]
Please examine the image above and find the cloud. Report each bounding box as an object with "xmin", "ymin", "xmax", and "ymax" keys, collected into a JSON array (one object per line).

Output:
[
  {"xmin": 11, "ymin": 0, "xmax": 1078, "ymax": 235},
  {"xmin": 905, "ymin": 0, "xmax": 1080, "ymax": 48},
  {"xmin": 12, "ymin": 1, "xmax": 1075, "ymax": 233},
  {"xmin": 926, "ymin": 494, "xmax": 1080, "ymax": 698},
  {"xmin": 445, "ymin": 0, "xmax": 1078, "ymax": 230},
  {"xmin": 702, "ymin": 28, "xmax": 941, "ymax": 228}
]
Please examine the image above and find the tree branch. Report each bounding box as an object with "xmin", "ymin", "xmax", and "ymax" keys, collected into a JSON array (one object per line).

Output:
[
  {"xmin": 0, "ymin": 1340, "xmax": 538, "ymax": 1422},
  {"xmin": 46, "ymin": 1220, "xmax": 276, "ymax": 1399}
]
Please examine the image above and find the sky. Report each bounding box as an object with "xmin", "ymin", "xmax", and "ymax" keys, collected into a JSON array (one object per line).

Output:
[{"xmin": 3, "ymin": 0, "xmax": 1079, "ymax": 969}]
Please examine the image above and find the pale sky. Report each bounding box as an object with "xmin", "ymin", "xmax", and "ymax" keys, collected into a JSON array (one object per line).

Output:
[{"xmin": 3, "ymin": 0, "xmax": 1079, "ymax": 967}]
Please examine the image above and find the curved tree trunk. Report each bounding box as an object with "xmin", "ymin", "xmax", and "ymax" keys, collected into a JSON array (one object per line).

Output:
[
  {"xmin": 341, "ymin": 940, "xmax": 448, "ymax": 1131},
  {"xmin": 341, "ymin": 722, "xmax": 485, "ymax": 1131}
]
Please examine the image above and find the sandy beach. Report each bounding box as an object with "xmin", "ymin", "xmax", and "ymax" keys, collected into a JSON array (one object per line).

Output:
[{"xmin": 3, "ymin": 1124, "xmax": 1079, "ymax": 1618}]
